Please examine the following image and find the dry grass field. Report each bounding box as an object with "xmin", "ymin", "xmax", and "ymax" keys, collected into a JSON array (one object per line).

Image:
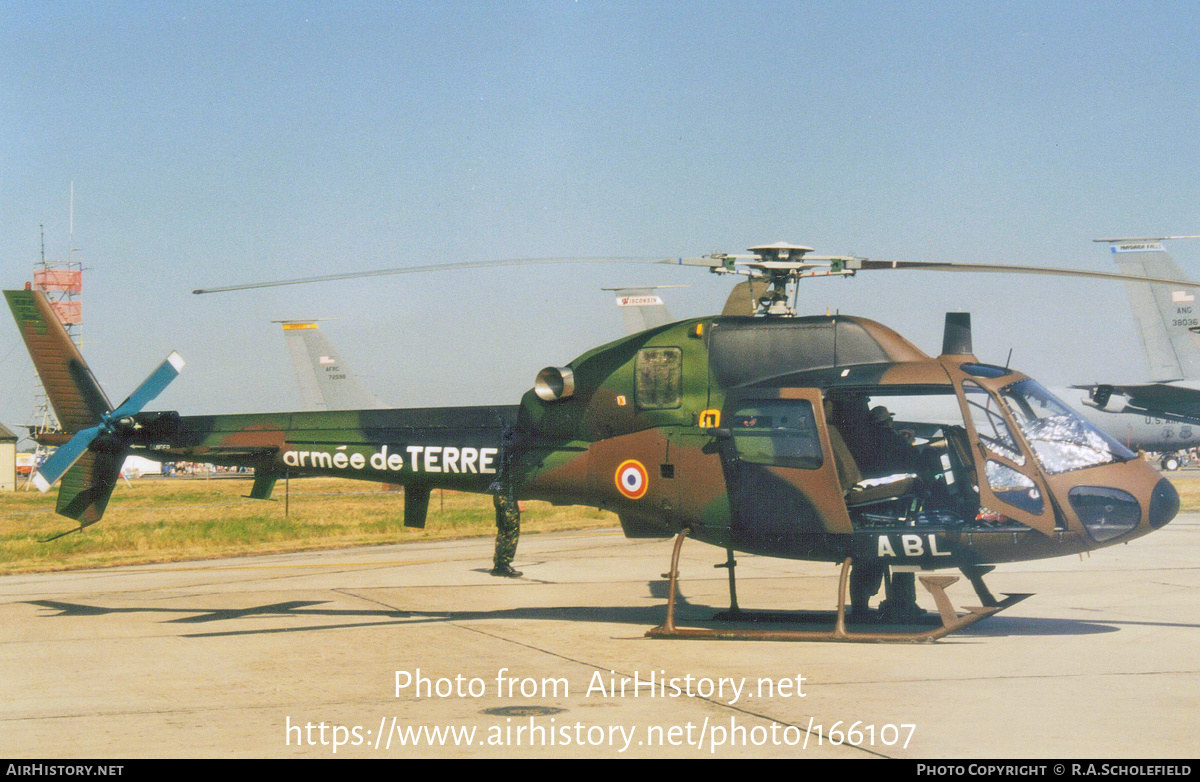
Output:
[{"xmin": 0, "ymin": 475, "xmax": 617, "ymax": 574}]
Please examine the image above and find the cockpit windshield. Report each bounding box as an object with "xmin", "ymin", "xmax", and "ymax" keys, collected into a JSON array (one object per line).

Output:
[{"xmin": 998, "ymin": 379, "xmax": 1136, "ymax": 474}]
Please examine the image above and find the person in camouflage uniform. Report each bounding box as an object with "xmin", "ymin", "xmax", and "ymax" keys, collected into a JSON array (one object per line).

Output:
[
  {"xmin": 491, "ymin": 490, "xmax": 521, "ymax": 577},
  {"xmin": 489, "ymin": 425, "xmax": 522, "ymax": 578}
]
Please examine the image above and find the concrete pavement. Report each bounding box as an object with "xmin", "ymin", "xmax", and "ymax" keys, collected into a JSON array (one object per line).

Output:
[{"xmin": 1, "ymin": 515, "xmax": 1198, "ymax": 758}]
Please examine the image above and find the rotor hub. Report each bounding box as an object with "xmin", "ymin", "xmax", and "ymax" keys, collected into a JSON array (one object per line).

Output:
[
  {"xmin": 745, "ymin": 243, "xmax": 817, "ymax": 316},
  {"xmin": 747, "ymin": 242, "xmax": 814, "ymax": 263}
]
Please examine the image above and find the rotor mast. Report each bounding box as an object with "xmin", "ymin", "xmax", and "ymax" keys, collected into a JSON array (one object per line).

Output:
[{"xmin": 748, "ymin": 243, "xmax": 810, "ymax": 316}]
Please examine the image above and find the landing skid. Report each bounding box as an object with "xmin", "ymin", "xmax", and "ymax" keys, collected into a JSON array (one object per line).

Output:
[{"xmin": 645, "ymin": 530, "xmax": 1031, "ymax": 643}]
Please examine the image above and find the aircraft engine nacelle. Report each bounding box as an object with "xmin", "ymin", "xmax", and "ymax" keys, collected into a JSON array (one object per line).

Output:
[
  {"xmin": 1089, "ymin": 384, "xmax": 1114, "ymax": 409},
  {"xmin": 534, "ymin": 366, "xmax": 575, "ymax": 402}
]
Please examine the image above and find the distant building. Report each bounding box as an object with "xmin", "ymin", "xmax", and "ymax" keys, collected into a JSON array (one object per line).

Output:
[{"xmin": 0, "ymin": 424, "xmax": 16, "ymax": 492}]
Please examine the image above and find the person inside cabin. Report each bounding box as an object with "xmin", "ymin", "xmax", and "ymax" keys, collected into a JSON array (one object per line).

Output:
[
  {"xmin": 865, "ymin": 404, "xmax": 919, "ymax": 476},
  {"xmin": 835, "ymin": 397, "xmax": 918, "ymax": 478}
]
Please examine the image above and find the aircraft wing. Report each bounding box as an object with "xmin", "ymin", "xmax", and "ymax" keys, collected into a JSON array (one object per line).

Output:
[{"xmin": 1073, "ymin": 380, "xmax": 1200, "ymax": 423}]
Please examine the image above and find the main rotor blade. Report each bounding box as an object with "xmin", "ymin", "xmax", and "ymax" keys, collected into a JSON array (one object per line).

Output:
[
  {"xmin": 195, "ymin": 249, "xmax": 1200, "ymax": 296},
  {"xmin": 852, "ymin": 259, "xmax": 1200, "ymax": 288},
  {"xmin": 193, "ymin": 257, "xmax": 721, "ymax": 294}
]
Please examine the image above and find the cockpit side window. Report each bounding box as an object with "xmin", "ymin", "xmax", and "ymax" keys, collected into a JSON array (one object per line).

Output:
[
  {"xmin": 729, "ymin": 399, "xmax": 823, "ymax": 469},
  {"xmin": 961, "ymin": 380, "xmax": 1025, "ymax": 465},
  {"xmin": 984, "ymin": 460, "xmax": 1044, "ymax": 513}
]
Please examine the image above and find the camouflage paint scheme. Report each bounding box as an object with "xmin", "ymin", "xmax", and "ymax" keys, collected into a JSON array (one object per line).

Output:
[{"xmin": 6, "ymin": 289, "xmax": 1180, "ymax": 573}]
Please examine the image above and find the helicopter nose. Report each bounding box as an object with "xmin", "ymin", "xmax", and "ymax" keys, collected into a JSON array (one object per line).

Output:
[{"xmin": 1149, "ymin": 477, "xmax": 1180, "ymax": 530}]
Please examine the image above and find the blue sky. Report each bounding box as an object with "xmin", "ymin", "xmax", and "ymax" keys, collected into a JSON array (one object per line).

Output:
[{"xmin": 3, "ymin": 1, "xmax": 1199, "ymax": 436}]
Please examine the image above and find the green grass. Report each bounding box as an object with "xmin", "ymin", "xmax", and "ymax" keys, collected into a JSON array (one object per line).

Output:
[{"xmin": 0, "ymin": 476, "xmax": 617, "ymax": 574}]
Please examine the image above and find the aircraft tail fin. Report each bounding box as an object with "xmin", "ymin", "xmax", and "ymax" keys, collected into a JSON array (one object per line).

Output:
[
  {"xmin": 720, "ymin": 279, "xmax": 768, "ymax": 317},
  {"xmin": 55, "ymin": 451, "xmax": 123, "ymax": 526},
  {"xmin": 604, "ymin": 286, "xmax": 685, "ymax": 334},
  {"xmin": 279, "ymin": 321, "xmax": 382, "ymax": 410},
  {"xmin": 4, "ymin": 288, "xmax": 112, "ymax": 432},
  {"xmin": 1098, "ymin": 237, "xmax": 1200, "ymax": 382}
]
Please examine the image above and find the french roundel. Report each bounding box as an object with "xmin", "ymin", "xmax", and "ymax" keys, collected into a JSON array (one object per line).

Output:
[{"xmin": 615, "ymin": 459, "xmax": 649, "ymax": 500}]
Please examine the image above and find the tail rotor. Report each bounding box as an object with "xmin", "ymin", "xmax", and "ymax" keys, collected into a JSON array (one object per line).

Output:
[{"xmin": 32, "ymin": 352, "xmax": 185, "ymax": 494}]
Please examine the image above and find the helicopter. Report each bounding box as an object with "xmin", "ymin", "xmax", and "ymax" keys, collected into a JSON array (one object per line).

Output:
[{"xmin": 7, "ymin": 242, "xmax": 1196, "ymax": 642}]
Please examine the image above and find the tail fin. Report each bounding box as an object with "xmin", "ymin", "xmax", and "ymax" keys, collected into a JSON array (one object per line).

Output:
[
  {"xmin": 53, "ymin": 451, "xmax": 123, "ymax": 526},
  {"xmin": 278, "ymin": 320, "xmax": 382, "ymax": 410},
  {"xmin": 6, "ymin": 288, "xmax": 183, "ymax": 526},
  {"xmin": 1097, "ymin": 237, "xmax": 1200, "ymax": 381},
  {"xmin": 720, "ymin": 278, "xmax": 769, "ymax": 317},
  {"xmin": 5, "ymin": 289, "xmax": 111, "ymax": 432}
]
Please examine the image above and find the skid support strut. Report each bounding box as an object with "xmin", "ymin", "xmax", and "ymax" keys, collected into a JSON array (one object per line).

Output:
[{"xmin": 645, "ymin": 530, "xmax": 1029, "ymax": 643}]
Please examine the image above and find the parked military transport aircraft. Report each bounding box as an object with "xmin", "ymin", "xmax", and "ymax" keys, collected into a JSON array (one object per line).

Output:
[{"xmin": 1066, "ymin": 237, "xmax": 1200, "ymax": 468}]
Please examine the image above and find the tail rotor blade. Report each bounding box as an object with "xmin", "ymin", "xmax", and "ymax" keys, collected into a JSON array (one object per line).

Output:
[
  {"xmin": 111, "ymin": 352, "xmax": 185, "ymax": 418},
  {"xmin": 34, "ymin": 351, "xmax": 184, "ymax": 493},
  {"xmin": 32, "ymin": 424, "xmax": 103, "ymax": 493}
]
